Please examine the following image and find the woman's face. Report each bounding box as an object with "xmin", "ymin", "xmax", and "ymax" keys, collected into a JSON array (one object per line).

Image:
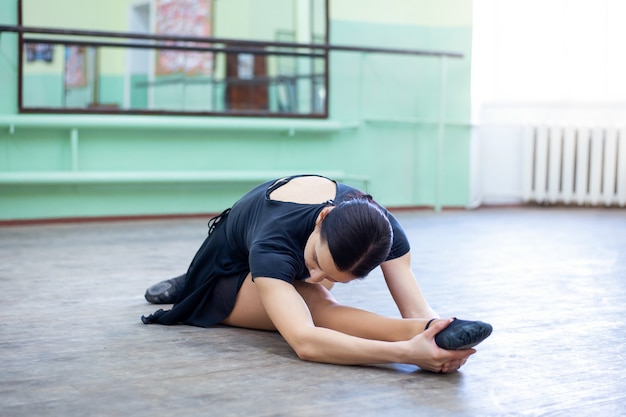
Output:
[{"xmin": 304, "ymin": 227, "xmax": 356, "ymax": 284}]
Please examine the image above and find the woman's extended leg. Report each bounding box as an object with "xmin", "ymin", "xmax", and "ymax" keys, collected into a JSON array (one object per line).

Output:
[
  {"xmin": 295, "ymin": 282, "xmax": 491, "ymax": 349},
  {"xmin": 294, "ymin": 280, "xmax": 429, "ymax": 341},
  {"xmin": 222, "ymin": 275, "xmax": 430, "ymax": 341}
]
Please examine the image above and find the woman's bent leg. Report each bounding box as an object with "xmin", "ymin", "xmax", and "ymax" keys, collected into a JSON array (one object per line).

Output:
[{"xmin": 144, "ymin": 273, "xmax": 187, "ymax": 304}]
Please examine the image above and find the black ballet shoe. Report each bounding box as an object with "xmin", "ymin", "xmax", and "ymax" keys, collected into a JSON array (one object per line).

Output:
[
  {"xmin": 144, "ymin": 274, "xmax": 186, "ymax": 304},
  {"xmin": 434, "ymin": 318, "xmax": 493, "ymax": 350}
]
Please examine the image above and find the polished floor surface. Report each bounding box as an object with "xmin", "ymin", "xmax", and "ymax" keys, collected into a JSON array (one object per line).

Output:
[{"xmin": 1, "ymin": 207, "xmax": 625, "ymax": 416}]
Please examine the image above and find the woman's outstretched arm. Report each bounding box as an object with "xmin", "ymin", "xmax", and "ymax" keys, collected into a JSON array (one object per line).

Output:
[
  {"xmin": 253, "ymin": 277, "xmax": 473, "ymax": 372},
  {"xmin": 381, "ymin": 252, "xmax": 439, "ymax": 319}
]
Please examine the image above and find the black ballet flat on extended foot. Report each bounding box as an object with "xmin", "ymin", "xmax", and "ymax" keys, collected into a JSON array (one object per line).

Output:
[
  {"xmin": 433, "ymin": 318, "xmax": 493, "ymax": 350},
  {"xmin": 144, "ymin": 274, "xmax": 186, "ymax": 304}
]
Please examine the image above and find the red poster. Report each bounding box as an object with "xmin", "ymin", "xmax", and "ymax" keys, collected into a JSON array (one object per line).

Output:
[
  {"xmin": 156, "ymin": 0, "xmax": 213, "ymax": 76},
  {"xmin": 64, "ymin": 46, "xmax": 87, "ymax": 89}
]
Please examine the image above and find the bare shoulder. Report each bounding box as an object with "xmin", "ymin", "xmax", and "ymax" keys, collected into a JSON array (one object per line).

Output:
[{"xmin": 269, "ymin": 176, "xmax": 336, "ymax": 204}]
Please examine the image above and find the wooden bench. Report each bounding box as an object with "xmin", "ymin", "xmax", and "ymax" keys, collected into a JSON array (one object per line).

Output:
[{"xmin": 0, "ymin": 116, "xmax": 368, "ymax": 189}]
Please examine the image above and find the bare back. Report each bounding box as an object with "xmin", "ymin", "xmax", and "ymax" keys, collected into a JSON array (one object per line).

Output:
[{"xmin": 268, "ymin": 175, "xmax": 336, "ymax": 204}]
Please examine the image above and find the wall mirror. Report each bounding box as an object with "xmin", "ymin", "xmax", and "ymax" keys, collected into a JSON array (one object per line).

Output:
[{"xmin": 19, "ymin": 0, "xmax": 329, "ymax": 117}]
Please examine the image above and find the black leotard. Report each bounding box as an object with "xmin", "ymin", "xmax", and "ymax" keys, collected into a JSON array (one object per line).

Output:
[{"xmin": 142, "ymin": 175, "xmax": 410, "ymax": 327}]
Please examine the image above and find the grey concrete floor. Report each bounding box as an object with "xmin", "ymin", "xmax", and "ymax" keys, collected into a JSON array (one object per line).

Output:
[{"xmin": 1, "ymin": 207, "xmax": 625, "ymax": 416}]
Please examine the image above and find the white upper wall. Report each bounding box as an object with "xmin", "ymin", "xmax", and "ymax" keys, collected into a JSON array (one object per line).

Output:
[
  {"xmin": 471, "ymin": 0, "xmax": 626, "ymax": 206},
  {"xmin": 472, "ymin": 0, "xmax": 626, "ymax": 124}
]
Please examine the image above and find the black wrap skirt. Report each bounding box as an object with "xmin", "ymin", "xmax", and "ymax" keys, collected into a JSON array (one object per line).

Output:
[{"xmin": 141, "ymin": 210, "xmax": 248, "ymax": 327}]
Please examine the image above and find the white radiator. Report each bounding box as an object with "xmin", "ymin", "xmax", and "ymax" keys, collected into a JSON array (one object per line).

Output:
[{"xmin": 522, "ymin": 125, "xmax": 626, "ymax": 206}]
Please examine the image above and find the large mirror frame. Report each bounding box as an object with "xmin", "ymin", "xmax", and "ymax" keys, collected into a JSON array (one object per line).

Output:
[{"xmin": 17, "ymin": 0, "xmax": 329, "ymax": 118}]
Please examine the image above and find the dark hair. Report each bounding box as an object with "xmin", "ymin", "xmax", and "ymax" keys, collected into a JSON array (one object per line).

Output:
[{"xmin": 319, "ymin": 194, "xmax": 393, "ymax": 278}]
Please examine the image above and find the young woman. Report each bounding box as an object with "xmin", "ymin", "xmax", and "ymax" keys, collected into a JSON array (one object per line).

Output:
[{"xmin": 142, "ymin": 174, "xmax": 491, "ymax": 373}]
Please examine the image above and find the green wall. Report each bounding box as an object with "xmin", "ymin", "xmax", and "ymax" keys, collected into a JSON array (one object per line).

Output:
[
  {"xmin": 328, "ymin": 18, "xmax": 472, "ymax": 206},
  {"xmin": 0, "ymin": 0, "xmax": 473, "ymax": 221}
]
